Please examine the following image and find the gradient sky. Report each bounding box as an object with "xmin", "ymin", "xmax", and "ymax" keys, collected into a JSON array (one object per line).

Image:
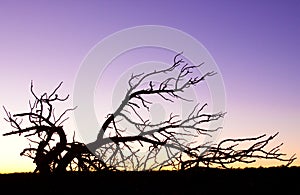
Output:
[{"xmin": 0, "ymin": 0, "xmax": 299, "ymax": 173}]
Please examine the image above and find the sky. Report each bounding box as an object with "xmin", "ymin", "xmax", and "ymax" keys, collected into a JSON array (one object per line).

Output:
[{"xmin": 0, "ymin": 0, "xmax": 299, "ymax": 173}]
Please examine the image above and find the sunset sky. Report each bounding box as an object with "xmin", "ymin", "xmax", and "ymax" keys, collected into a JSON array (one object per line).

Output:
[{"xmin": 0, "ymin": 0, "xmax": 299, "ymax": 173}]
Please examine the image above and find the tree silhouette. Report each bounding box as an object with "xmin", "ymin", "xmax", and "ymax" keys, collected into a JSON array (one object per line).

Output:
[{"xmin": 2, "ymin": 53, "xmax": 296, "ymax": 174}]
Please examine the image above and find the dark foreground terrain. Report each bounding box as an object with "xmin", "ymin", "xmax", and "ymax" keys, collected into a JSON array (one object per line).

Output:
[{"xmin": 1, "ymin": 166, "xmax": 299, "ymax": 195}]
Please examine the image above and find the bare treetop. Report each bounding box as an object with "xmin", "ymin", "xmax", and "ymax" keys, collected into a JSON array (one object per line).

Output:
[{"xmin": 2, "ymin": 53, "xmax": 296, "ymax": 174}]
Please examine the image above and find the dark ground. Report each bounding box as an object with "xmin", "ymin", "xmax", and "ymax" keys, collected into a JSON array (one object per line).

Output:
[{"xmin": 1, "ymin": 166, "xmax": 299, "ymax": 195}]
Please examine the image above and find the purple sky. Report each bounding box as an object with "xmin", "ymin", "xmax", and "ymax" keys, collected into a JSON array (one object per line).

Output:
[{"xmin": 0, "ymin": 0, "xmax": 299, "ymax": 172}]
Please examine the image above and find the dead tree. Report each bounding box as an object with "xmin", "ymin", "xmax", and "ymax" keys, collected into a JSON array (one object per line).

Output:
[{"xmin": 2, "ymin": 53, "xmax": 296, "ymax": 173}]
